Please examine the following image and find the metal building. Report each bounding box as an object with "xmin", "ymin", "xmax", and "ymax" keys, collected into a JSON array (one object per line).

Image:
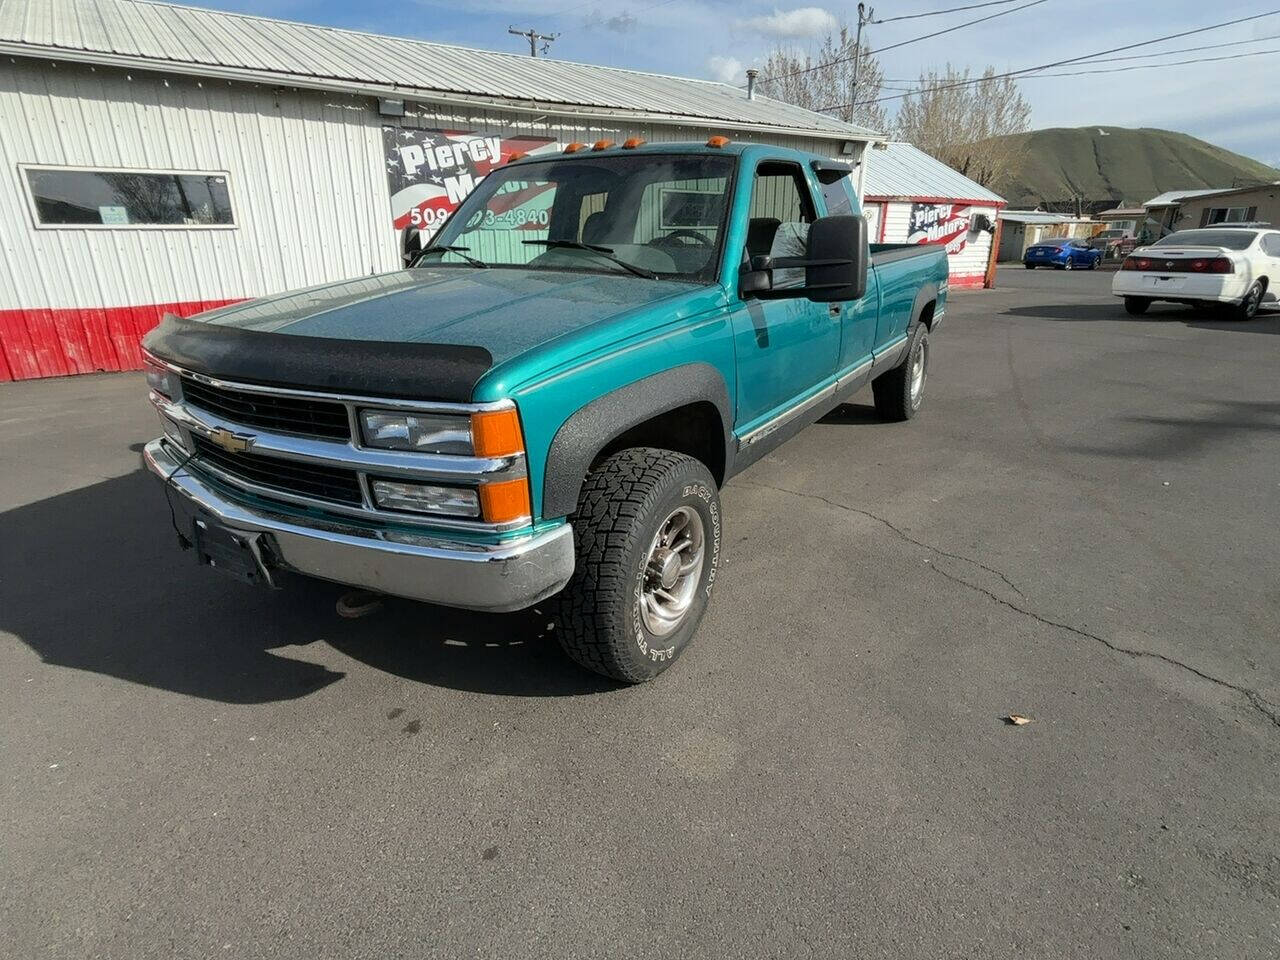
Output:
[
  {"xmin": 861, "ymin": 141, "xmax": 1005, "ymax": 289},
  {"xmin": 0, "ymin": 0, "xmax": 878, "ymax": 381}
]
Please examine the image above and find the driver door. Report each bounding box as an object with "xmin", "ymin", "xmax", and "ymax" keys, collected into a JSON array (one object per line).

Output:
[{"xmin": 728, "ymin": 160, "xmax": 841, "ymax": 433}]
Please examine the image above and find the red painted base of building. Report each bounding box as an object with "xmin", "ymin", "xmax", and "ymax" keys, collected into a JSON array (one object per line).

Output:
[
  {"xmin": 0, "ymin": 300, "xmax": 242, "ymax": 381},
  {"xmin": 948, "ymin": 273, "xmax": 987, "ymax": 290}
]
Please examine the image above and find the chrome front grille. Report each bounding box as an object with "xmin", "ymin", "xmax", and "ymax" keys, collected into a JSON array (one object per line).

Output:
[
  {"xmin": 191, "ymin": 435, "xmax": 363, "ymax": 505},
  {"xmin": 181, "ymin": 376, "xmax": 351, "ymax": 440}
]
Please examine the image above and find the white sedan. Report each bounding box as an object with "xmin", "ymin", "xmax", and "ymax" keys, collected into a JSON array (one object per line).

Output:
[{"xmin": 1112, "ymin": 226, "xmax": 1280, "ymax": 319}]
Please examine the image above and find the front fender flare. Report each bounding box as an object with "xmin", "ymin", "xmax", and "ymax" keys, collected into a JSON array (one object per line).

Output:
[{"xmin": 541, "ymin": 363, "xmax": 732, "ymax": 520}]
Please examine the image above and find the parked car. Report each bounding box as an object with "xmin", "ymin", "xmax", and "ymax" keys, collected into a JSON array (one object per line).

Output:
[
  {"xmin": 1112, "ymin": 225, "xmax": 1280, "ymax": 319},
  {"xmin": 140, "ymin": 139, "xmax": 949, "ymax": 683},
  {"xmin": 1088, "ymin": 229, "xmax": 1137, "ymax": 259},
  {"xmin": 1024, "ymin": 237, "xmax": 1103, "ymax": 270}
]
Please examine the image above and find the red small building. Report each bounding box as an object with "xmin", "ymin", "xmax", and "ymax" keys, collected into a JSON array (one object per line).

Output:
[{"xmin": 861, "ymin": 141, "xmax": 1006, "ymax": 289}]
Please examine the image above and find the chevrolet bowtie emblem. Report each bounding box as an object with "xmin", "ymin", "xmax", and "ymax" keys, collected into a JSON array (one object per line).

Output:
[
  {"xmin": 1165, "ymin": 261, "xmax": 1174, "ymax": 268},
  {"xmin": 207, "ymin": 427, "xmax": 255, "ymax": 453}
]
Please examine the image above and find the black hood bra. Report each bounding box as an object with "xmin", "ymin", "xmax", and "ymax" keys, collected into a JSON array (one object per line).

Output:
[{"xmin": 142, "ymin": 314, "xmax": 495, "ymax": 402}]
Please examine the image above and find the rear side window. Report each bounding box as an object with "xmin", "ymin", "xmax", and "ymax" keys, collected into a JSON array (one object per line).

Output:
[
  {"xmin": 1263, "ymin": 234, "xmax": 1280, "ymax": 256},
  {"xmin": 24, "ymin": 166, "xmax": 234, "ymax": 228}
]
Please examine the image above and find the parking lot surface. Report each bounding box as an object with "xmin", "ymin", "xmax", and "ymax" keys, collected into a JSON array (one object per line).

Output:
[{"xmin": 3, "ymin": 268, "xmax": 1278, "ymax": 959}]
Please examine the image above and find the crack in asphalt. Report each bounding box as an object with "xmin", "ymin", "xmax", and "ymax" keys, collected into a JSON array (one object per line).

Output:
[{"xmin": 742, "ymin": 479, "xmax": 1280, "ymax": 731}]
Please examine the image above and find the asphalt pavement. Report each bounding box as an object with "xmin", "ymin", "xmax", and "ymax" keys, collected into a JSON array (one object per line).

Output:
[{"xmin": 2, "ymin": 267, "xmax": 1278, "ymax": 959}]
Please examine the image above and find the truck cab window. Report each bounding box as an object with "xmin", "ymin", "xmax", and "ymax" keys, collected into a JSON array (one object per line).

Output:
[{"xmin": 749, "ymin": 161, "xmax": 815, "ymax": 287}]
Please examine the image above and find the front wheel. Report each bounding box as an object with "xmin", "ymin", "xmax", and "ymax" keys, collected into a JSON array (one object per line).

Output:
[
  {"xmin": 1088, "ymin": 257, "xmax": 1099, "ymax": 270},
  {"xmin": 554, "ymin": 448, "xmax": 721, "ymax": 683},
  {"xmin": 1024, "ymin": 263, "xmax": 1035, "ymax": 270},
  {"xmin": 872, "ymin": 322, "xmax": 929, "ymax": 421},
  {"xmin": 1124, "ymin": 296, "xmax": 1151, "ymax": 316}
]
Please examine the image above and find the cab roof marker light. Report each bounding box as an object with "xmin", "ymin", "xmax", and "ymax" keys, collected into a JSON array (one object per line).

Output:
[
  {"xmin": 506, "ymin": 150, "xmax": 527, "ymax": 163},
  {"xmin": 621, "ymin": 137, "xmax": 646, "ymax": 149},
  {"xmin": 592, "ymin": 139, "xmax": 615, "ymax": 151},
  {"xmin": 706, "ymin": 135, "xmax": 731, "ymax": 148},
  {"xmin": 563, "ymin": 142, "xmax": 587, "ymax": 153}
]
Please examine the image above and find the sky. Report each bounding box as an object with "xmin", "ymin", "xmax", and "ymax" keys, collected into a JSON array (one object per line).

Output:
[{"xmin": 184, "ymin": 0, "xmax": 1278, "ymax": 165}]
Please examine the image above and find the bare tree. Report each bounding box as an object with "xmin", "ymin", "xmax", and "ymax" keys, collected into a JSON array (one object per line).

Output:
[
  {"xmin": 756, "ymin": 26, "xmax": 889, "ymax": 134},
  {"xmin": 894, "ymin": 65, "xmax": 1031, "ymax": 189}
]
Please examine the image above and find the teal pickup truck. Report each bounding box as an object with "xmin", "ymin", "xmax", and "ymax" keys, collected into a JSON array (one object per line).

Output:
[{"xmin": 141, "ymin": 138, "xmax": 948, "ymax": 682}]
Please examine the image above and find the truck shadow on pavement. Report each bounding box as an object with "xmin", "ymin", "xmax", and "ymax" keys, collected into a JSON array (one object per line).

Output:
[
  {"xmin": 1001, "ymin": 303, "xmax": 1280, "ymax": 334},
  {"xmin": 0, "ymin": 470, "xmax": 617, "ymax": 703}
]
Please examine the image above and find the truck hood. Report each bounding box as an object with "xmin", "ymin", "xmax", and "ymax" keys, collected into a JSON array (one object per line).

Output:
[
  {"xmin": 143, "ymin": 267, "xmax": 703, "ymax": 401},
  {"xmin": 196, "ymin": 267, "xmax": 698, "ymax": 364}
]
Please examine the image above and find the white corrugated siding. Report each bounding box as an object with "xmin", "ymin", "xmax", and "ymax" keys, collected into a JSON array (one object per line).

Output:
[
  {"xmin": 0, "ymin": 58, "xmax": 391, "ymax": 311},
  {"xmin": 879, "ymin": 200, "xmax": 998, "ymax": 285}
]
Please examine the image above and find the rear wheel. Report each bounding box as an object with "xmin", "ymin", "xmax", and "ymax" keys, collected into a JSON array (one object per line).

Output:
[
  {"xmin": 553, "ymin": 448, "xmax": 721, "ymax": 683},
  {"xmin": 1124, "ymin": 296, "xmax": 1151, "ymax": 316},
  {"xmin": 1233, "ymin": 281, "xmax": 1264, "ymax": 320},
  {"xmin": 1063, "ymin": 257, "xmax": 1075, "ymax": 271},
  {"xmin": 1024, "ymin": 263, "xmax": 1035, "ymax": 270},
  {"xmin": 872, "ymin": 322, "xmax": 929, "ymax": 421}
]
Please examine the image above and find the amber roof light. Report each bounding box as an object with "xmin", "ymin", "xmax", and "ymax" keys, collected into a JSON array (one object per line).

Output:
[
  {"xmin": 706, "ymin": 135, "xmax": 731, "ymax": 148},
  {"xmin": 563, "ymin": 142, "xmax": 587, "ymax": 153},
  {"xmin": 622, "ymin": 137, "xmax": 646, "ymax": 149},
  {"xmin": 592, "ymin": 139, "xmax": 615, "ymax": 151}
]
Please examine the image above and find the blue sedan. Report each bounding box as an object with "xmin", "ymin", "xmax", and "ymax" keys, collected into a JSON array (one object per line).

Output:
[{"xmin": 1024, "ymin": 237, "xmax": 1102, "ymax": 270}]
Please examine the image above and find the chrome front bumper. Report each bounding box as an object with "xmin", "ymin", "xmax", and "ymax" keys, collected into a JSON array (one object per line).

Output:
[{"xmin": 143, "ymin": 439, "xmax": 575, "ymax": 612}]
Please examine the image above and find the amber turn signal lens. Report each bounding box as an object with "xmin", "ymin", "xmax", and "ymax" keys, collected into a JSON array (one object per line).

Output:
[
  {"xmin": 470, "ymin": 408, "xmax": 524, "ymax": 458},
  {"xmin": 621, "ymin": 137, "xmax": 646, "ymax": 149},
  {"xmin": 563, "ymin": 142, "xmax": 587, "ymax": 153},
  {"xmin": 480, "ymin": 478, "xmax": 532, "ymax": 524},
  {"xmin": 705, "ymin": 135, "xmax": 731, "ymax": 148}
]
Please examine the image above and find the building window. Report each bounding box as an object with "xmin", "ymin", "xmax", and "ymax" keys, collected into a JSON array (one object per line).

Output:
[
  {"xmin": 1200, "ymin": 205, "xmax": 1256, "ymax": 226},
  {"xmin": 22, "ymin": 166, "xmax": 235, "ymax": 228}
]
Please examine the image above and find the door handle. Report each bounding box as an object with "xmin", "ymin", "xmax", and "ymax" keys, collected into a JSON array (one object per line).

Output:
[{"xmin": 828, "ymin": 305, "xmax": 842, "ymax": 319}]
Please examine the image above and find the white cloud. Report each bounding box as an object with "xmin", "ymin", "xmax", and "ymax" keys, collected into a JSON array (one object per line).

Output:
[
  {"xmin": 707, "ymin": 55, "xmax": 745, "ymax": 84},
  {"xmin": 741, "ymin": 6, "xmax": 837, "ymax": 38}
]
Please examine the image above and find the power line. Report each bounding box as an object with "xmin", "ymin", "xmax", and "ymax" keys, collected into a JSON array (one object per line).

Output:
[
  {"xmin": 814, "ymin": 9, "xmax": 1280, "ymax": 109},
  {"xmin": 871, "ymin": 0, "xmax": 1047, "ymax": 55},
  {"xmin": 873, "ymin": 0, "xmax": 1025, "ymax": 25},
  {"xmin": 758, "ymin": 0, "xmax": 1047, "ymax": 83},
  {"xmin": 1028, "ymin": 47, "xmax": 1279, "ymax": 78},
  {"xmin": 1066, "ymin": 32, "xmax": 1280, "ymax": 66}
]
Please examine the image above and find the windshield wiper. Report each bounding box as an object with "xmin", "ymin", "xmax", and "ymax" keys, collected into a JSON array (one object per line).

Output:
[
  {"xmin": 522, "ymin": 239, "xmax": 657, "ymax": 280},
  {"xmin": 415, "ymin": 245, "xmax": 488, "ymax": 268}
]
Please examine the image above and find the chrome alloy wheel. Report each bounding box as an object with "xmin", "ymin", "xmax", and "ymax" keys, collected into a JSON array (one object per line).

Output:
[
  {"xmin": 909, "ymin": 338, "xmax": 928, "ymax": 408},
  {"xmin": 640, "ymin": 506, "xmax": 705, "ymax": 636}
]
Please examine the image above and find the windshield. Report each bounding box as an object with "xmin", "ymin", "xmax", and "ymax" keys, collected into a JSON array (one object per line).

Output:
[
  {"xmin": 1153, "ymin": 229, "xmax": 1257, "ymax": 250},
  {"xmin": 422, "ymin": 153, "xmax": 735, "ymax": 281}
]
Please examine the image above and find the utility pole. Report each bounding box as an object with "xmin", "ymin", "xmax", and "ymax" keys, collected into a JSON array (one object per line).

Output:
[
  {"xmin": 508, "ymin": 26, "xmax": 559, "ymax": 57},
  {"xmin": 849, "ymin": 4, "xmax": 874, "ymax": 123}
]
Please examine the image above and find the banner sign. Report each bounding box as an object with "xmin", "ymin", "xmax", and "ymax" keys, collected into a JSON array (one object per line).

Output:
[
  {"xmin": 907, "ymin": 202, "xmax": 973, "ymax": 254},
  {"xmin": 382, "ymin": 126, "xmax": 558, "ymax": 233}
]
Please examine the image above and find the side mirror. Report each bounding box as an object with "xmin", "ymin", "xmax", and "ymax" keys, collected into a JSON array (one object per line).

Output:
[
  {"xmin": 800, "ymin": 214, "xmax": 867, "ymax": 302},
  {"xmin": 738, "ymin": 255, "xmax": 774, "ymax": 297},
  {"xmin": 401, "ymin": 226, "xmax": 423, "ymax": 266}
]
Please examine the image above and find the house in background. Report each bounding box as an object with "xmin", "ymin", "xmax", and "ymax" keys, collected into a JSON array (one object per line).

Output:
[
  {"xmin": 1143, "ymin": 183, "xmax": 1280, "ymax": 235},
  {"xmin": 996, "ymin": 211, "xmax": 1099, "ymax": 262},
  {"xmin": 861, "ymin": 141, "xmax": 1005, "ymax": 289}
]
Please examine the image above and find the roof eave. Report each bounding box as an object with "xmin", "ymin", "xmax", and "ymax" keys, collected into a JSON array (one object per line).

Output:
[{"xmin": 1, "ymin": 42, "xmax": 879, "ymax": 144}]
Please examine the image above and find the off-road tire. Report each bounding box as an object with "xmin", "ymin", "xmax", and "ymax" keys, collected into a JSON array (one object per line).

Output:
[
  {"xmin": 872, "ymin": 322, "xmax": 929, "ymax": 422},
  {"xmin": 1124, "ymin": 296, "xmax": 1151, "ymax": 316},
  {"xmin": 553, "ymin": 448, "xmax": 721, "ymax": 683}
]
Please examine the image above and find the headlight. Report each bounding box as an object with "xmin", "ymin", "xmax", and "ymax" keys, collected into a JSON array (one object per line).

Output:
[
  {"xmin": 143, "ymin": 355, "xmax": 176, "ymax": 399},
  {"xmin": 360, "ymin": 410, "xmax": 473, "ymax": 454},
  {"xmin": 358, "ymin": 407, "xmax": 525, "ymax": 458},
  {"xmin": 370, "ymin": 478, "xmax": 480, "ymax": 517}
]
